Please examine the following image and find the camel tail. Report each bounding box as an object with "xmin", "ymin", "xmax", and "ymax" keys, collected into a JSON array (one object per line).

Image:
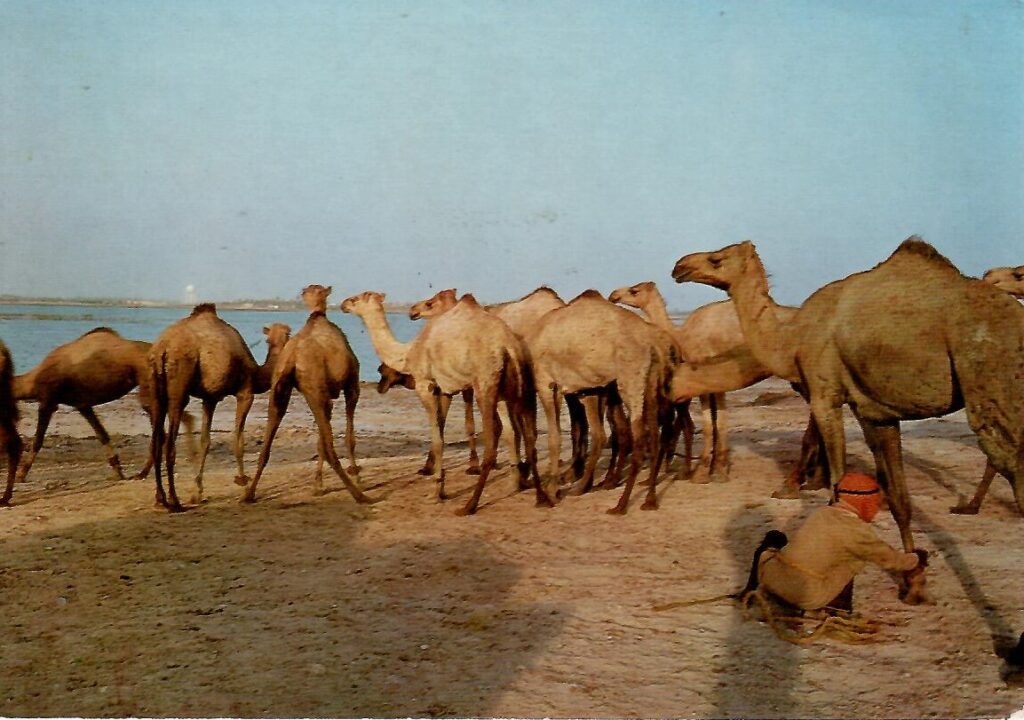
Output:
[{"xmin": 148, "ymin": 348, "xmax": 170, "ymax": 483}]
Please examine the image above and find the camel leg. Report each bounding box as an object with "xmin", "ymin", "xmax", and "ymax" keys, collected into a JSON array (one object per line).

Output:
[
  {"xmin": 456, "ymin": 386, "xmax": 499, "ymax": 516},
  {"xmin": 136, "ymin": 397, "xmax": 195, "ymax": 481},
  {"xmin": 709, "ymin": 393, "xmax": 730, "ymax": 482},
  {"xmin": 77, "ymin": 407, "xmax": 126, "ymax": 481},
  {"xmin": 513, "ymin": 387, "xmax": 549, "ymax": 506},
  {"xmin": 189, "ymin": 398, "xmax": 217, "ymax": 505},
  {"xmin": 774, "ymin": 415, "xmax": 824, "ymax": 499},
  {"xmin": 690, "ymin": 394, "xmax": 715, "ymax": 484},
  {"xmin": 539, "ymin": 384, "xmax": 561, "ymax": 490},
  {"xmin": 344, "ymin": 381, "xmax": 361, "ymax": 476},
  {"xmin": 308, "ymin": 395, "xmax": 372, "ymax": 504},
  {"xmin": 640, "ymin": 389, "xmax": 666, "ymax": 510},
  {"xmin": 163, "ymin": 395, "xmax": 189, "ymax": 513},
  {"xmin": 567, "ymin": 396, "xmax": 605, "ymax": 496},
  {"xmin": 567, "ymin": 395, "xmax": 588, "ymax": 482},
  {"xmin": 464, "ymin": 389, "xmax": 480, "ymax": 475},
  {"xmin": 416, "ymin": 386, "xmax": 447, "ymax": 501},
  {"xmin": 0, "ymin": 419, "xmax": 22, "ymax": 506},
  {"xmin": 417, "ymin": 393, "xmax": 451, "ymax": 477},
  {"xmin": 671, "ymin": 400, "xmax": 695, "ymax": 480},
  {"xmin": 608, "ymin": 405, "xmax": 648, "ymax": 515},
  {"xmin": 149, "ymin": 387, "xmax": 168, "ymax": 509},
  {"xmin": 601, "ymin": 398, "xmax": 631, "ymax": 489},
  {"xmin": 858, "ymin": 419, "xmax": 927, "ymax": 605},
  {"xmin": 497, "ymin": 399, "xmax": 518, "ymax": 469},
  {"xmin": 15, "ymin": 403, "xmax": 56, "ymax": 485},
  {"xmin": 231, "ymin": 389, "xmax": 255, "ymax": 487},
  {"xmin": 950, "ymin": 461, "xmax": 997, "ymax": 515},
  {"xmin": 244, "ymin": 377, "xmax": 293, "ymax": 503}
]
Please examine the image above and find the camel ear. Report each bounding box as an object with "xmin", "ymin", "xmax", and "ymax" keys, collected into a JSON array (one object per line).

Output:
[
  {"xmin": 325, "ymin": 286, "xmax": 332, "ymax": 296},
  {"xmin": 377, "ymin": 291, "xmax": 387, "ymax": 302},
  {"xmin": 262, "ymin": 326, "xmax": 270, "ymax": 335}
]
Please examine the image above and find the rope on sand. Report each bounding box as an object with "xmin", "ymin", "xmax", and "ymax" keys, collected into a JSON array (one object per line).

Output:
[{"xmin": 652, "ymin": 589, "xmax": 884, "ymax": 645}]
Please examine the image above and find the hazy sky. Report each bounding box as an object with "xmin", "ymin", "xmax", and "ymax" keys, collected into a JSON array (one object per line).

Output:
[{"xmin": 1, "ymin": 1, "xmax": 1021, "ymax": 309}]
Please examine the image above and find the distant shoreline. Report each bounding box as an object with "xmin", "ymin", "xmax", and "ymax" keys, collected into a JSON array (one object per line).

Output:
[{"xmin": 0, "ymin": 297, "xmax": 415, "ymax": 313}]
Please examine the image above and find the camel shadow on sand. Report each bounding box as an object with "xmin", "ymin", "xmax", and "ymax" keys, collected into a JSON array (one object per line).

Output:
[{"xmin": 0, "ymin": 497, "xmax": 566, "ymax": 717}]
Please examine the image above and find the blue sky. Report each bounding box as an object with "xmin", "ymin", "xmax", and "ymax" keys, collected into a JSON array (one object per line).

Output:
[{"xmin": 0, "ymin": 1, "xmax": 1021, "ymax": 309}]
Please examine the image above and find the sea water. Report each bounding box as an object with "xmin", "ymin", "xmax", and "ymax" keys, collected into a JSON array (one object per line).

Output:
[{"xmin": 0, "ymin": 304, "xmax": 420, "ymax": 382}]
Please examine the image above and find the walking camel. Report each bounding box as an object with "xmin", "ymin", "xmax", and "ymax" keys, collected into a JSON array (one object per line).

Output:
[
  {"xmin": 342, "ymin": 290, "xmax": 546, "ymax": 515},
  {"xmin": 609, "ymin": 281, "xmax": 825, "ymax": 494},
  {"xmin": 13, "ymin": 328, "xmax": 196, "ymax": 487},
  {"xmin": 673, "ymin": 237, "xmax": 1024, "ymax": 603},
  {"xmin": 528, "ymin": 290, "xmax": 679, "ymax": 514},
  {"xmin": 949, "ymin": 263, "xmax": 1024, "ymax": 514},
  {"xmin": 245, "ymin": 285, "xmax": 371, "ymax": 504},
  {"xmin": 0, "ymin": 341, "xmax": 23, "ymax": 505},
  {"xmin": 148, "ymin": 304, "xmax": 291, "ymax": 511}
]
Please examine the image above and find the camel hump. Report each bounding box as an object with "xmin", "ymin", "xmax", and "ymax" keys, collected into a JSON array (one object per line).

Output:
[
  {"xmin": 890, "ymin": 236, "xmax": 958, "ymax": 271},
  {"xmin": 529, "ymin": 286, "xmax": 563, "ymax": 301},
  {"xmin": 190, "ymin": 303, "xmax": 218, "ymax": 316},
  {"xmin": 83, "ymin": 327, "xmax": 120, "ymax": 337},
  {"xmin": 458, "ymin": 293, "xmax": 481, "ymax": 308},
  {"xmin": 570, "ymin": 289, "xmax": 606, "ymax": 303}
]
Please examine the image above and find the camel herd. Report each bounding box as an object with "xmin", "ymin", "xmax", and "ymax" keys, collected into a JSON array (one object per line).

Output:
[{"xmin": 0, "ymin": 238, "xmax": 1021, "ymax": 607}]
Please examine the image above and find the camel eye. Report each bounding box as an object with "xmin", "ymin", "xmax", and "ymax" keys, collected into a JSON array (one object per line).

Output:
[
  {"xmin": 709, "ymin": 256, "xmax": 722, "ymax": 269},
  {"xmin": 1014, "ymin": 271, "xmax": 1024, "ymax": 281}
]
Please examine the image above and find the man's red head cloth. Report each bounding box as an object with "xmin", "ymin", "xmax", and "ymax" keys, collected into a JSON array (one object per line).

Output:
[{"xmin": 836, "ymin": 472, "xmax": 882, "ymax": 522}]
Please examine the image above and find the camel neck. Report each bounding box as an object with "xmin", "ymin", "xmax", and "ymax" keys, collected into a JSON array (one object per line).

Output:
[
  {"xmin": 357, "ymin": 305, "xmax": 411, "ymax": 372},
  {"xmin": 728, "ymin": 254, "xmax": 800, "ymax": 381},
  {"xmin": 12, "ymin": 369, "xmax": 37, "ymax": 401},
  {"xmin": 639, "ymin": 293, "xmax": 675, "ymax": 332},
  {"xmin": 254, "ymin": 340, "xmax": 285, "ymax": 394}
]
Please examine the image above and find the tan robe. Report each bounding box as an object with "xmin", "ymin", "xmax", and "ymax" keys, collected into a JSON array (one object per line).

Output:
[{"xmin": 758, "ymin": 503, "xmax": 919, "ymax": 610}]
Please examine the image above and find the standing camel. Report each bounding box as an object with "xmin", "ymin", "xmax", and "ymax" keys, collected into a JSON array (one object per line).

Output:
[
  {"xmin": 0, "ymin": 341, "xmax": 23, "ymax": 505},
  {"xmin": 528, "ymin": 290, "xmax": 679, "ymax": 514},
  {"xmin": 950, "ymin": 263, "xmax": 1024, "ymax": 514},
  {"xmin": 673, "ymin": 237, "xmax": 1024, "ymax": 603},
  {"xmin": 609, "ymin": 281, "xmax": 824, "ymax": 494},
  {"xmin": 342, "ymin": 291, "xmax": 546, "ymax": 515},
  {"xmin": 13, "ymin": 328, "xmax": 195, "ymax": 486},
  {"xmin": 245, "ymin": 285, "xmax": 371, "ymax": 504},
  {"xmin": 148, "ymin": 304, "xmax": 290, "ymax": 511}
]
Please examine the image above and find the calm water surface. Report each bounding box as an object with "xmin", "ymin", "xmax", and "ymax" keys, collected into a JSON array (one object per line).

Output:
[{"xmin": 0, "ymin": 304, "xmax": 419, "ymax": 382}]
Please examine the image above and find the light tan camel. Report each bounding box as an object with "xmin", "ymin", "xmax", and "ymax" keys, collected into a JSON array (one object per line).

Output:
[
  {"xmin": 673, "ymin": 237, "xmax": 1024, "ymax": 603},
  {"xmin": 528, "ymin": 290, "xmax": 679, "ymax": 514},
  {"xmin": 983, "ymin": 265, "xmax": 1024, "ymax": 298},
  {"xmin": 245, "ymin": 285, "xmax": 370, "ymax": 504},
  {"xmin": 148, "ymin": 304, "xmax": 291, "ymax": 512},
  {"xmin": 0, "ymin": 341, "xmax": 23, "ymax": 505},
  {"xmin": 404, "ymin": 288, "xmax": 479, "ymax": 474},
  {"xmin": 609, "ymin": 283, "xmax": 745, "ymax": 481},
  {"xmin": 13, "ymin": 328, "xmax": 196, "ymax": 486},
  {"xmin": 950, "ymin": 264, "xmax": 1024, "ymax": 514},
  {"xmin": 341, "ymin": 291, "xmax": 546, "ymax": 515}
]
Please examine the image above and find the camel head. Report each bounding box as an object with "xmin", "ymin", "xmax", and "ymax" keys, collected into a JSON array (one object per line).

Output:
[
  {"xmin": 983, "ymin": 265, "xmax": 1024, "ymax": 298},
  {"xmin": 377, "ymin": 362, "xmax": 415, "ymax": 393},
  {"xmin": 340, "ymin": 291, "xmax": 385, "ymax": 316},
  {"xmin": 672, "ymin": 241, "xmax": 756, "ymax": 292},
  {"xmin": 263, "ymin": 323, "xmax": 292, "ymax": 349},
  {"xmin": 301, "ymin": 285, "xmax": 333, "ymax": 313},
  {"xmin": 409, "ymin": 288, "xmax": 457, "ymax": 321},
  {"xmin": 608, "ymin": 281, "xmax": 657, "ymax": 309}
]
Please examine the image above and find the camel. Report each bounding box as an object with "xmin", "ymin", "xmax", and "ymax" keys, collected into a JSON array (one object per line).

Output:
[
  {"xmin": 609, "ymin": 282, "xmax": 825, "ymax": 494},
  {"xmin": 341, "ymin": 290, "xmax": 546, "ymax": 515},
  {"xmin": 527, "ymin": 290, "xmax": 680, "ymax": 514},
  {"xmin": 982, "ymin": 265, "xmax": 1024, "ymax": 298},
  {"xmin": 0, "ymin": 341, "xmax": 23, "ymax": 505},
  {"xmin": 148, "ymin": 304, "xmax": 291, "ymax": 512},
  {"xmin": 245, "ymin": 285, "xmax": 370, "ymax": 504},
  {"xmin": 12, "ymin": 328, "xmax": 196, "ymax": 486},
  {"xmin": 609, "ymin": 283, "xmax": 747, "ymax": 481},
  {"xmin": 673, "ymin": 237, "xmax": 1024, "ymax": 603},
  {"xmin": 950, "ymin": 263, "xmax": 1024, "ymax": 514}
]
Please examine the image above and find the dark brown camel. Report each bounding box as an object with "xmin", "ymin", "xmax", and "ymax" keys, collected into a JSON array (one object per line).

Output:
[{"xmin": 13, "ymin": 327, "xmax": 195, "ymax": 487}]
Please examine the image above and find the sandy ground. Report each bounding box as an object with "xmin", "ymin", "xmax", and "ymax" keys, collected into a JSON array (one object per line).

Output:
[{"xmin": 1, "ymin": 377, "xmax": 1023, "ymax": 718}]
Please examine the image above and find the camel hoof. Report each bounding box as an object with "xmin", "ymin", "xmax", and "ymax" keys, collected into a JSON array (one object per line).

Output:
[
  {"xmin": 466, "ymin": 465, "xmax": 481, "ymax": 476},
  {"xmin": 354, "ymin": 493, "xmax": 375, "ymax": 505},
  {"xmin": 347, "ymin": 464, "xmax": 362, "ymax": 475},
  {"xmin": 417, "ymin": 467, "xmax": 433, "ymax": 476},
  {"xmin": 239, "ymin": 495, "xmax": 256, "ymax": 504},
  {"xmin": 233, "ymin": 475, "xmax": 250, "ymax": 487},
  {"xmin": 606, "ymin": 505, "xmax": 628, "ymax": 516},
  {"xmin": 949, "ymin": 504, "xmax": 979, "ymax": 515},
  {"xmin": 0, "ymin": 496, "xmax": 10, "ymax": 507},
  {"xmin": 598, "ymin": 477, "xmax": 620, "ymax": 491},
  {"xmin": 189, "ymin": 495, "xmax": 206, "ymax": 506},
  {"xmin": 689, "ymin": 474, "xmax": 712, "ymax": 485},
  {"xmin": 771, "ymin": 485, "xmax": 802, "ymax": 500},
  {"xmin": 167, "ymin": 503, "xmax": 186, "ymax": 514},
  {"xmin": 711, "ymin": 469, "xmax": 731, "ymax": 484},
  {"xmin": 130, "ymin": 473, "xmax": 147, "ymax": 482},
  {"xmin": 565, "ymin": 482, "xmax": 590, "ymax": 497},
  {"xmin": 641, "ymin": 499, "xmax": 659, "ymax": 511},
  {"xmin": 454, "ymin": 505, "xmax": 477, "ymax": 517}
]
